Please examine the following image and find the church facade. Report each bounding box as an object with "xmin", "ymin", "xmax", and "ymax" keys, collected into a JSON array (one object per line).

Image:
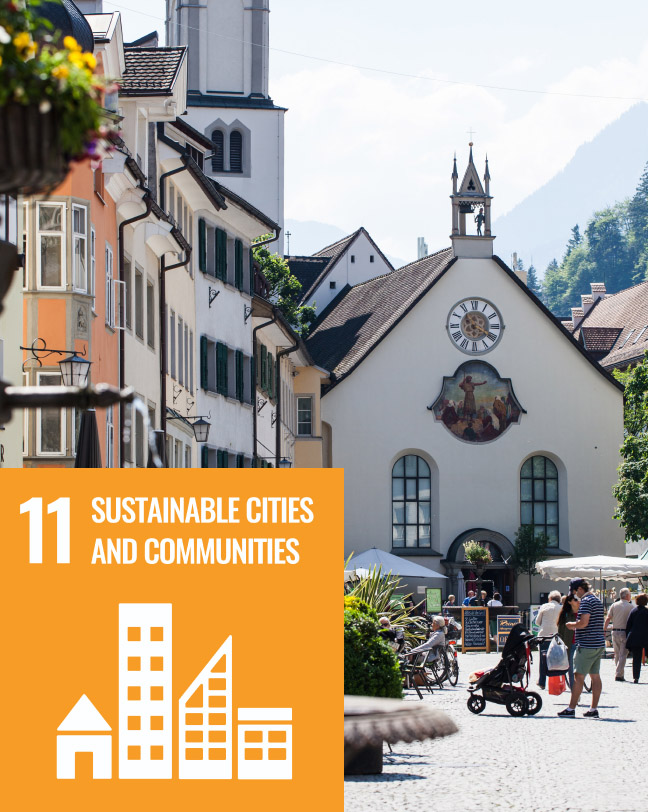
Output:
[{"xmin": 307, "ymin": 147, "xmax": 625, "ymax": 605}]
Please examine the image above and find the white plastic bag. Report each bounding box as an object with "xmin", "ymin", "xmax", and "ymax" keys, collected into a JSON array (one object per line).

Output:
[{"xmin": 546, "ymin": 634, "xmax": 569, "ymax": 672}]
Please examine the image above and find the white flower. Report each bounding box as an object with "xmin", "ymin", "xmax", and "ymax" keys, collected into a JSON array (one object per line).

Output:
[
  {"xmin": 0, "ymin": 26, "xmax": 11, "ymax": 45},
  {"xmin": 39, "ymin": 100, "xmax": 52, "ymax": 114}
]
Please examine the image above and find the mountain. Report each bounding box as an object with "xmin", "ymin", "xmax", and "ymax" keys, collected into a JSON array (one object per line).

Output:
[{"xmin": 493, "ymin": 103, "xmax": 648, "ymax": 275}]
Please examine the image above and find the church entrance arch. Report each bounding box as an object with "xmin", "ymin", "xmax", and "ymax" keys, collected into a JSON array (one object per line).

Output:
[{"xmin": 442, "ymin": 529, "xmax": 516, "ymax": 605}]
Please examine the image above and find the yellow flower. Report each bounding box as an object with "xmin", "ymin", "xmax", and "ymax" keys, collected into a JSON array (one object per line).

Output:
[
  {"xmin": 52, "ymin": 64, "xmax": 69, "ymax": 80},
  {"xmin": 68, "ymin": 51, "xmax": 84, "ymax": 67},
  {"xmin": 13, "ymin": 31, "xmax": 31, "ymax": 50},
  {"xmin": 63, "ymin": 36, "xmax": 81, "ymax": 52},
  {"xmin": 82, "ymin": 52, "xmax": 97, "ymax": 70},
  {"xmin": 0, "ymin": 56, "xmax": 3, "ymax": 68}
]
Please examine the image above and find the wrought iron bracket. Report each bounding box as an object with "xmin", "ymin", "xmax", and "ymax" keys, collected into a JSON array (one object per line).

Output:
[
  {"xmin": 243, "ymin": 304, "xmax": 253, "ymax": 323},
  {"xmin": 257, "ymin": 397, "xmax": 267, "ymax": 414},
  {"xmin": 271, "ymin": 411, "xmax": 277, "ymax": 427},
  {"xmin": 209, "ymin": 287, "xmax": 220, "ymax": 308},
  {"xmin": 20, "ymin": 338, "xmax": 86, "ymax": 373}
]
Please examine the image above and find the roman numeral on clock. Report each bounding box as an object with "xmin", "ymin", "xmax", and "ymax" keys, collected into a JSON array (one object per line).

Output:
[
  {"xmin": 460, "ymin": 338, "xmax": 469, "ymax": 349},
  {"xmin": 470, "ymin": 300, "xmax": 478, "ymax": 310},
  {"xmin": 452, "ymin": 331, "xmax": 462, "ymax": 341},
  {"xmin": 472, "ymin": 342, "xmax": 478, "ymax": 352},
  {"xmin": 487, "ymin": 332, "xmax": 497, "ymax": 342},
  {"xmin": 460, "ymin": 303, "xmax": 468, "ymax": 312},
  {"xmin": 449, "ymin": 322, "xmax": 460, "ymax": 329}
]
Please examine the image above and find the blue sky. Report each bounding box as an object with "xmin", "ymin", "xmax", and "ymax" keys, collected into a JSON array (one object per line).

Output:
[{"xmin": 105, "ymin": 1, "xmax": 648, "ymax": 262}]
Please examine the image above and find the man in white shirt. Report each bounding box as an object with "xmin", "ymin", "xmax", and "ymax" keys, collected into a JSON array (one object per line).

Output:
[
  {"xmin": 488, "ymin": 592, "xmax": 503, "ymax": 607},
  {"xmin": 604, "ymin": 587, "xmax": 634, "ymax": 681},
  {"xmin": 535, "ymin": 590, "xmax": 562, "ymax": 689}
]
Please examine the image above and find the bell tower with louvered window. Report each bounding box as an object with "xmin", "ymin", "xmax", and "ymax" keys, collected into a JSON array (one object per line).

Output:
[{"xmin": 450, "ymin": 144, "xmax": 494, "ymax": 259}]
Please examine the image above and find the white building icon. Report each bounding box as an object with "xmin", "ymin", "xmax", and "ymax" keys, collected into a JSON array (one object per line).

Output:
[
  {"xmin": 237, "ymin": 708, "xmax": 292, "ymax": 780},
  {"xmin": 179, "ymin": 636, "xmax": 233, "ymax": 779},
  {"xmin": 118, "ymin": 604, "xmax": 173, "ymax": 779},
  {"xmin": 56, "ymin": 694, "xmax": 112, "ymax": 779}
]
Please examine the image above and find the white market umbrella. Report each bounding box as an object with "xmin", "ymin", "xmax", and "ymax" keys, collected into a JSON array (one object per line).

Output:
[
  {"xmin": 346, "ymin": 547, "xmax": 447, "ymax": 579},
  {"xmin": 536, "ymin": 555, "xmax": 648, "ymax": 581},
  {"xmin": 456, "ymin": 570, "xmax": 466, "ymax": 603},
  {"xmin": 344, "ymin": 567, "xmax": 370, "ymax": 583}
]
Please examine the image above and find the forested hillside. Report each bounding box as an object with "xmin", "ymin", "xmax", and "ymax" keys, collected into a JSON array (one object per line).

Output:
[{"xmin": 536, "ymin": 162, "xmax": 648, "ymax": 316}]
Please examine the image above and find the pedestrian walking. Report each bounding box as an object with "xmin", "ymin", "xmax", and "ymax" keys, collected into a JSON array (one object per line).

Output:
[
  {"xmin": 557, "ymin": 593, "xmax": 579, "ymax": 688},
  {"xmin": 604, "ymin": 587, "xmax": 634, "ymax": 681},
  {"xmin": 625, "ymin": 593, "xmax": 648, "ymax": 684},
  {"xmin": 558, "ymin": 578, "xmax": 605, "ymax": 718},
  {"xmin": 535, "ymin": 590, "xmax": 562, "ymax": 689}
]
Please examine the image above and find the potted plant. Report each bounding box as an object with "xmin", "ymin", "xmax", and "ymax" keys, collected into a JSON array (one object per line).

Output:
[
  {"xmin": 463, "ymin": 539, "xmax": 493, "ymax": 570},
  {"xmin": 0, "ymin": 0, "xmax": 118, "ymax": 195}
]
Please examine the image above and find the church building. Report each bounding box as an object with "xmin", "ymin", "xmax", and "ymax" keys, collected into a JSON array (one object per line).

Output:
[{"xmin": 307, "ymin": 146, "xmax": 626, "ymax": 605}]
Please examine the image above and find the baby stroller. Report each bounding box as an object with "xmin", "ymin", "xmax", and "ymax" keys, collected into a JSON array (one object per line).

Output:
[{"xmin": 466, "ymin": 623, "xmax": 542, "ymax": 716}]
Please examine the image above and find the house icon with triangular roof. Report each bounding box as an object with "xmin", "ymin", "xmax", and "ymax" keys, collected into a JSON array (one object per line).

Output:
[{"xmin": 57, "ymin": 694, "xmax": 112, "ymax": 779}]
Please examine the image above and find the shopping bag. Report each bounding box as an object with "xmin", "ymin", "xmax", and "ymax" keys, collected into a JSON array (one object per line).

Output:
[
  {"xmin": 546, "ymin": 634, "xmax": 569, "ymax": 672},
  {"xmin": 548, "ymin": 674, "xmax": 566, "ymax": 695}
]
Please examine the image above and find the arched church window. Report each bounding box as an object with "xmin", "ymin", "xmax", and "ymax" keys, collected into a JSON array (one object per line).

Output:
[
  {"xmin": 520, "ymin": 456, "xmax": 558, "ymax": 547},
  {"xmin": 392, "ymin": 455, "xmax": 431, "ymax": 549},
  {"xmin": 230, "ymin": 130, "xmax": 243, "ymax": 173},
  {"xmin": 211, "ymin": 130, "xmax": 224, "ymax": 172}
]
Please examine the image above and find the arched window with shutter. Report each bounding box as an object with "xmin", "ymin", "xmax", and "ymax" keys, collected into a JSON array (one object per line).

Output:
[
  {"xmin": 229, "ymin": 130, "xmax": 243, "ymax": 172},
  {"xmin": 211, "ymin": 130, "xmax": 224, "ymax": 172},
  {"xmin": 520, "ymin": 455, "xmax": 559, "ymax": 547}
]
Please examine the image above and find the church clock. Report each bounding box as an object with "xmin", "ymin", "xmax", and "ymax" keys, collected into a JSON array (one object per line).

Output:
[{"xmin": 447, "ymin": 298, "xmax": 503, "ymax": 354}]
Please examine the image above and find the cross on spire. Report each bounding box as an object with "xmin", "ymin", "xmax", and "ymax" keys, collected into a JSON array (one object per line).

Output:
[{"xmin": 466, "ymin": 127, "xmax": 476, "ymax": 143}]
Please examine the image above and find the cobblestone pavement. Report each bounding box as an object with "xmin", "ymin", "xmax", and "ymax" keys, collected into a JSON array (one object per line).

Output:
[{"xmin": 345, "ymin": 649, "xmax": 648, "ymax": 812}]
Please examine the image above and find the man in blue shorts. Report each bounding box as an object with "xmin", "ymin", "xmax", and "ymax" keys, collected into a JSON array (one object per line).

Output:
[{"xmin": 558, "ymin": 578, "xmax": 605, "ymax": 718}]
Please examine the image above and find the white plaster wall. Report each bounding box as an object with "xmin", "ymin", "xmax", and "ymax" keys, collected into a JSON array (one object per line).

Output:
[
  {"xmin": 0, "ymin": 266, "xmax": 23, "ymax": 467},
  {"xmin": 306, "ymin": 232, "xmax": 393, "ymax": 312},
  {"xmin": 322, "ymin": 256, "xmax": 625, "ymax": 567},
  {"xmin": 183, "ymin": 107, "xmax": 285, "ymax": 253}
]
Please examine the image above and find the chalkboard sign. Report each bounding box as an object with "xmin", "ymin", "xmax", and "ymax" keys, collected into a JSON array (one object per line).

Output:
[
  {"xmin": 496, "ymin": 615, "xmax": 521, "ymax": 651},
  {"xmin": 426, "ymin": 588, "xmax": 442, "ymax": 614},
  {"xmin": 461, "ymin": 607, "xmax": 490, "ymax": 652}
]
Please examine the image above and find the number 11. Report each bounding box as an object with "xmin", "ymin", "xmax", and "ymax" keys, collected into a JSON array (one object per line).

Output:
[{"xmin": 19, "ymin": 497, "xmax": 71, "ymax": 564}]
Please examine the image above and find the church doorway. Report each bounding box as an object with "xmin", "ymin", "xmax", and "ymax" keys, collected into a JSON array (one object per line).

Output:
[{"xmin": 442, "ymin": 529, "xmax": 516, "ymax": 606}]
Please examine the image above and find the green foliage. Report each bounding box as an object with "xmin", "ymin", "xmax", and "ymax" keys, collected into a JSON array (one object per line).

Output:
[
  {"xmin": 344, "ymin": 608, "xmax": 403, "ymax": 698},
  {"xmin": 512, "ymin": 525, "xmax": 548, "ymax": 603},
  {"xmin": 613, "ymin": 351, "xmax": 648, "ymax": 541},
  {"xmin": 253, "ymin": 240, "xmax": 317, "ymax": 337},
  {"xmin": 463, "ymin": 539, "xmax": 492, "ymax": 565},
  {"xmin": 343, "ymin": 594, "xmax": 376, "ymax": 619},
  {"xmin": 526, "ymin": 264, "xmax": 542, "ymax": 298},
  {"xmin": 346, "ymin": 566, "xmax": 428, "ymax": 644},
  {"xmin": 542, "ymin": 161, "xmax": 648, "ymax": 314},
  {"xmin": 0, "ymin": 2, "xmax": 116, "ymax": 160}
]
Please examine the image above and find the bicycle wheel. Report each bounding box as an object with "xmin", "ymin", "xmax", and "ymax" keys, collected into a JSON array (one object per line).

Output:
[
  {"xmin": 448, "ymin": 658, "xmax": 459, "ymax": 686},
  {"xmin": 429, "ymin": 656, "xmax": 448, "ymax": 686}
]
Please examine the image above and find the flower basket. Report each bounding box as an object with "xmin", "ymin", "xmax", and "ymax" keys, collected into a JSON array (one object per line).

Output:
[
  {"xmin": 463, "ymin": 540, "xmax": 493, "ymax": 567},
  {"xmin": 0, "ymin": 103, "xmax": 67, "ymax": 195}
]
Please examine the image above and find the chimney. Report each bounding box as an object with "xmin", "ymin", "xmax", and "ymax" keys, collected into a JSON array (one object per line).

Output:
[
  {"xmin": 590, "ymin": 282, "xmax": 606, "ymax": 302},
  {"xmin": 571, "ymin": 307, "xmax": 585, "ymax": 330}
]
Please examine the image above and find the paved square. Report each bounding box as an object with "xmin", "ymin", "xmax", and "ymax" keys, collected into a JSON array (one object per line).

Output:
[{"xmin": 345, "ymin": 649, "xmax": 648, "ymax": 812}]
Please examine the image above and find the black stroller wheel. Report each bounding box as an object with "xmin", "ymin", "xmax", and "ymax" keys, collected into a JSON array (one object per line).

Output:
[
  {"xmin": 505, "ymin": 694, "xmax": 527, "ymax": 716},
  {"xmin": 467, "ymin": 695, "xmax": 486, "ymax": 714},
  {"xmin": 525, "ymin": 691, "xmax": 543, "ymax": 715}
]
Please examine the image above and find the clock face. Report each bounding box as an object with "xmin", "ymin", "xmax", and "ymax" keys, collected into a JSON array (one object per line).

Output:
[{"xmin": 447, "ymin": 298, "xmax": 503, "ymax": 354}]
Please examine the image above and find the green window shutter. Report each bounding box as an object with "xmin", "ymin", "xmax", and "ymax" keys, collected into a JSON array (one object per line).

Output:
[
  {"xmin": 237, "ymin": 453, "xmax": 244, "ymax": 468},
  {"xmin": 217, "ymin": 450, "xmax": 228, "ymax": 468},
  {"xmin": 236, "ymin": 350, "xmax": 244, "ymax": 401},
  {"xmin": 260, "ymin": 344, "xmax": 267, "ymax": 392},
  {"xmin": 198, "ymin": 218, "xmax": 207, "ymax": 272},
  {"xmin": 269, "ymin": 354, "xmax": 274, "ymax": 400},
  {"xmin": 235, "ymin": 240, "xmax": 243, "ymax": 290},
  {"xmin": 216, "ymin": 228, "xmax": 227, "ymax": 281},
  {"xmin": 216, "ymin": 342, "xmax": 228, "ymax": 396},
  {"xmin": 200, "ymin": 336, "xmax": 208, "ymax": 390},
  {"xmin": 201, "ymin": 445, "xmax": 209, "ymax": 468},
  {"xmin": 249, "ymin": 247, "xmax": 255, "ymax": 293}
]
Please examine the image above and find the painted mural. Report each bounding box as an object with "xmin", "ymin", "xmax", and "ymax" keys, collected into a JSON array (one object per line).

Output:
[{"xmin": 428, "ymin": 361, "xmax": 525, "ymax": 443}]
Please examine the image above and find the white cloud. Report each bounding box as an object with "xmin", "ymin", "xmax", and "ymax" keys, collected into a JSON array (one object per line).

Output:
[{"xmin": 275, "ymin": 45, "xmax": 648, "ymax": 263}]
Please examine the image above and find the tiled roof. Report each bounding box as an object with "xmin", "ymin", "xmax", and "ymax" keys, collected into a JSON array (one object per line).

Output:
[
  {"xmin": 120, "ymin": 47, "xmax": 186, "ymax": 96},
  {"xmin": 574, "ymin": 279, "xmax": 648, "ymax": 369},
  {"xmin": 313, "ymin": 231, "xmax": 358, "ymax": 261},
  {"xmin": 286, "ymin": 256, "xmax": 331, "ymax": 296},
  {"xmin": 306, "ymin": 248, "xmax": 454, "ymax": 381}
]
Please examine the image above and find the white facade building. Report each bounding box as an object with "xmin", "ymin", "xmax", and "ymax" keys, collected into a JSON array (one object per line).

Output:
[
  {"xmin": 307, "ymin": 148, "xmax": 626, "ymax": 605},
  {"xmin": 166, "ymin": 0, "xmax": 285, "ymax": 252}
]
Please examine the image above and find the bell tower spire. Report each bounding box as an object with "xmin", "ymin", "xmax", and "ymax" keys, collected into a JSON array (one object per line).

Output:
[{"xmin": 450, "ymin": 143, "xmax": 494, "ymax": 258}]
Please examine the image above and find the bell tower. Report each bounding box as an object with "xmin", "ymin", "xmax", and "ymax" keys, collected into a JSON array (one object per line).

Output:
[{"xmin": 450, "ymin": 144, "xmax": 494, "ymax": 258}]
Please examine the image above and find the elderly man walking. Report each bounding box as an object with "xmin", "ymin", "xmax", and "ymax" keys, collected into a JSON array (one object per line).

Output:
[
  {"xmin": 558, "ymin": 578, "xmax": 605, "ymax": 718},
  {"xmin": 605, "ymin": 588, "xmax": 634, "ymax": 681}
]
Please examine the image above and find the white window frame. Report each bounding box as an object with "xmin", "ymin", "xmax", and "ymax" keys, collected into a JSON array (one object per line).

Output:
[
  {"xmin": 106, "ymin": 406, "xmax": 114, "ymax": 468},
  {"xmin": 36, "ymin": 202, "xmax": 66, "ymax": 290},
  {"xmin": 72, "ymin": 203, "xmax": 88, "ymax": 293},
  {"xmin": 90, "ymin": 225, "xmax": 96, "ymax": 311},
  {"xmin": 297, "ymin": 395, "xmax": 313, "ymax": 437},
  {"xmin": 36, "ymin": 371, "xmax": 66, "ymax": 456},
  {"xmin": 105, "ymin": 242, "xmax": 114, "ymax": 327},
  {"xmin": 22, "ymin": 201, "xmax": 29, "ymax": 290}
]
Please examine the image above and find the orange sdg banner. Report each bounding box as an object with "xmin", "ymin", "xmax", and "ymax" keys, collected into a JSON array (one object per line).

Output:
[{"xmin": 0, "ymin": 469, "xmax": 343, "ymax": 811}]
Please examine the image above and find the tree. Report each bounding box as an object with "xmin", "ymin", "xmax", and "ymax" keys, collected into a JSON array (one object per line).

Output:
[
  {"xmin": 541, "ymin": 258, "xmax": 570, "ymax": 314},
  {"xmin": 563, "ymin": 224, "xmax": 582, "ymax": 261},
  {"xmin": 511, "ymin": 525, "xmax": 548, "ymax": 606},
  {"xmin": 613, "ymin": 351, "xmax": 648, "ymax": 541},
  {"xmin": 526, "ymin": 264, "xmax": 542, "ymax": 298},
  {"xmin": 253, "ymin": 241, "xmax": 317, "ymax": 337}
]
